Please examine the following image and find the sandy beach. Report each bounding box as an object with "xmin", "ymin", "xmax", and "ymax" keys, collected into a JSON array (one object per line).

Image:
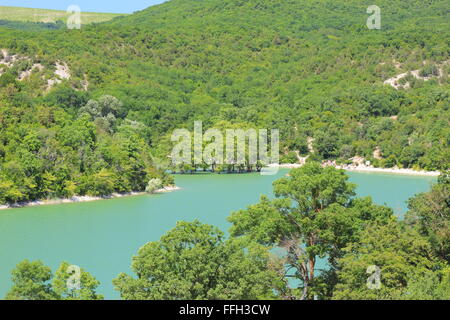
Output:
[
  {"xmin": 270, "ymin": 163, "xmax": 441, "ymax": 176},
  {"xmin": 0, "ymin": 186, "xmax": 181, "ymax": 211},
  {"xmin": 337, "ymin": 165, "xmax": 440, "ymax": 176}
]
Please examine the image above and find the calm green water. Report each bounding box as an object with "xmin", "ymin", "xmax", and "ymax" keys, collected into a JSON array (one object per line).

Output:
[{"xmin": 0, "ymin": 170, "xmax": 436, "ymax": 299}]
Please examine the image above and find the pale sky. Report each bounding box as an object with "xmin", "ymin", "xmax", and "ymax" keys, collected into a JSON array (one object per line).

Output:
[{"xmin": 0, "ymin": 0, "xmax": 167, "ymax": 13}]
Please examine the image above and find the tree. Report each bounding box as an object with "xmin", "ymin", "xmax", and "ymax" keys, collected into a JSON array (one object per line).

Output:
[
  {"xmin": 406, "ymin": 173, "xmax": 450, "ymax": 263},
  {"xmin": 332, "ymin": 220, "xmax": 435, "ymax": 300},
  {"xmin": 78, "ymin": 99, "xmax": 102, "ymax": 119},
  {"xmin": 0, "ymin": 71, "xmax": 16, "ymax": 88},
  {"xmin": 5, "ymin": 260, "xmax": 103, "ymax": 300},
  {"xmin": 113, "ymin": 221, "xmax": 283, "ymax": 300},
  {"xmin": 145, "ymin": 178, "xmax": 163, "ymax": 193},
  {"xmin": 314, "ymin": 130, "xmax": 340, "ymax": 159},
  {"xmin": 45, "ymin": 85, "xmax": 89, "ymax": 113},
  {"xmin": 0, "ymin": 179, "xmax": 24, "ymax": 204},
  {"xmin": 78, "ymin": 95, "xmax": 121, "ymax": 127},
  {"xmin": 98, "ymin": 95, "xmax": 122, "ymax": 117},
  {"xmin": 81, "ymin": 168, "xmax": 116, "ymax": 197},
  {"xmin": 5, "ymin": 260, "xmax": 56, "ymax": 300},
  {"xmin": 401, "ymin": 267, "xmax": 450, "ymax": 300},
  {"xmin": 228, "ymin": 162, "xmax": 363, "ymax": 299},
  {"xmin": 52, "ymin": 262, "xmax": 103, "ymax": 300}
]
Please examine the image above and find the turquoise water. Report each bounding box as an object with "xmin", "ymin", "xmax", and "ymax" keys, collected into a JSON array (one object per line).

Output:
[{"xmin": 0, "ymin": 170, "xmax": 436, "ymax": 299}]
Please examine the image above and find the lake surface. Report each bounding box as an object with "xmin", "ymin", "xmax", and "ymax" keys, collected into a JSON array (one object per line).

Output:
[{"xmin": 0, "ymin": 170, "xmax": 436, "ymax": 299}]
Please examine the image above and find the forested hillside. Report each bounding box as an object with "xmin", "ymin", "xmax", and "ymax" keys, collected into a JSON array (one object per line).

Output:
[{"xmin": 0, "ymin": 0, "xmax": 449, "ymax": 204}]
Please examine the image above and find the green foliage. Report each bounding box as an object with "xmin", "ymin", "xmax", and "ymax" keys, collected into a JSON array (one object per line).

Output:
[
  {"xmin": 0, "ymin": 91, "xmax": 171, "ymax": 204},
  {"xmin": 5, "ymin": 162, "xmax": 448, "ymax": 300},
  {"xmin": 228, "ymin": 162, "xmax": 393, "ymax": 299},
  {"xmin": 5, "ymin": 260, "xmax": 56, "ymax": 300},
  {"xmin": 0, "ymin": 0, "xmax": 447, "ymax": 197},
  {"xmin": 113, "ymin": 220, "xmax": 282, "ymax": 300},
  {"xmin": 401, "ymin": 268, "xmax": 450, "ymax": 300},
  {"xmin": 52, "ymin": 262, "xmax": 104, "ymax": 300},
  {"xmin": 0, "ymin": 0, "xmax": 449, "ymax": 204},
  {"xmin": 332, "ymin": 220, "xmax": 435, "ymax": 300},
  {"xmin": 0, "ymin": 0, "xmax": 449, "ymax": 300},
  {"xmin": 280, "ymin": 151, "xmax": 298, "ymax": 164},
  {"xmin": 145, "ymin": 178, "xmax": 162, "ymax": 193},
  {"xmin": 419, "ymin": 64, "xmax": 440, "ymax": 78},
  {"xmin": 0, "ymin": 19, "xmax": 65, "ymax": 31},
  {"xmin": 0, "ymin": 71, "xmax": 17, "ymax": 87},
  {"xmin": 45, "ymin": 85, "xmax": 89, "ymax": 114},
  {"xmin": 5, "ymin": 260, "xmax": 103, "ymax": 300},
  {"xmin": 406, "ymin": 176, "xmax": 450, "ymax": 263}
]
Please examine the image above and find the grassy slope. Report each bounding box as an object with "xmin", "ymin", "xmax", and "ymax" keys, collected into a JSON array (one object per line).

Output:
[{"xmin": 0, "ymin": 6, "xmax": 126, "ymax": 24}]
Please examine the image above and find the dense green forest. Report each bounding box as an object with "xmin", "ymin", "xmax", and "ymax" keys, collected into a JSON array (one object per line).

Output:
[
  {"xmin": 5, "ymin": 164, "xmax": 450, "ymax": 300},
  {"xmin": 0, "ymin": 0, "xmax": 449, "ymax": 204}
]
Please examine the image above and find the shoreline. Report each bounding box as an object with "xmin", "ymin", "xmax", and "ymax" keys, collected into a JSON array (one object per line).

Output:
[
  {"xmin": 271, "ymin": 163, "xmax": 441, "ymax": 176},
  {"xmin": 0, "ymin": 186, "xmax": 181, "ymax": 211},
  {"xmin": 0, "ymin": 164, "xmax": 440, "ymax": 211}
]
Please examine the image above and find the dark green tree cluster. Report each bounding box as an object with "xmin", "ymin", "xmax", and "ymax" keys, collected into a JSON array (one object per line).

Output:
[
  {"xmin": 406, "ymin": 171, "xmax": 450, "ymax": 263},
  {"xmin": 0, "ymin": 19, "xmax": 65, "ymax": 31},
  {"xmin": 5, "ymin": 260, "xmax": 103, "ymax": 300},
  {"xmin": 228, "ymin": 162, "xmax": 395, "ymax": 299},
  {"xmin": 113, "ymin": 221, "xmax": 283, "ymax": 300},
  {"xmin": 0, "ymin": 85, "xmax": 173, "ymax": 204}
]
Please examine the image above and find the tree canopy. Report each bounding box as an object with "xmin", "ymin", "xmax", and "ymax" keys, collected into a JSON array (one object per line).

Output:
[
  {"xmin": 5, "ymin": 260, "xmax": 103, "ymax": 300},
  {"xmin": 228, "ymin": 162, "xmax": 393, "ymax": 299},
  {"xmin": 113, "ymin": 220, "xmax": 282, "ymax": 299}
]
